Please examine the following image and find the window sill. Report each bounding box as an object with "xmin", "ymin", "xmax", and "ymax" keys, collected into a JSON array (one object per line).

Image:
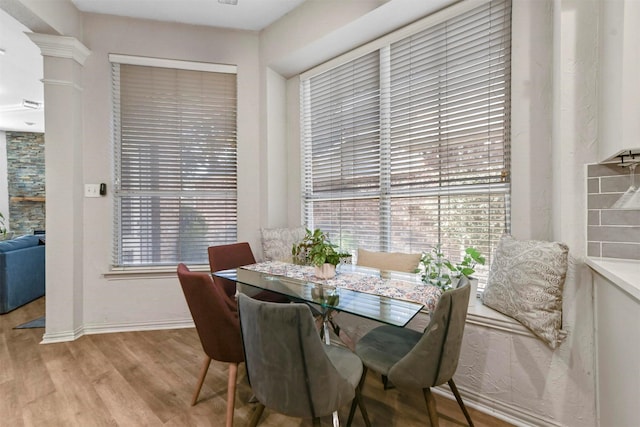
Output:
[{"xmin": 103, "ymin": 264, "xmax": 209, "ymax": 280}]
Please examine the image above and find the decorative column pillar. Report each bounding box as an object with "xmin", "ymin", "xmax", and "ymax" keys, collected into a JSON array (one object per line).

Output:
[{"xmin": 27, "ymin": 33, "xmax": 90, "ymax": 342}]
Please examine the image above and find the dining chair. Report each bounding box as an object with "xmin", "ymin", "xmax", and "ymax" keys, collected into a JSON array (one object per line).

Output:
[
  {"xmin": 356, "ymin": 248, "xmax": 421, "ymax": 273},
  {"xmin": 208, "ymin": 242, "xmax": 257, "ymax": 297},
  {"xmin": 330, "ymin": 248, "xmax": 422, "ymax": 350},
  {"xmin": 237, "ymin": 293, "xmax": 371, "ymax": 427},
  {"xmin": 348, "ymin": 277, "xmax": 474, "ymax": 427},
  {"xmin": 208, "ymin": 242, "xmax": 289, "ymax": 302},
  {"xmin": 176, "ymin": 263, "xmax": 243, "ymax": 427}
]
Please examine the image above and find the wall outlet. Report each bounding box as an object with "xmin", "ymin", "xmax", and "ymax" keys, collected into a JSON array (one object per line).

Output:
[{"xmin": 84, "ymin": 184, "xmax": 101, "ymax": 198}]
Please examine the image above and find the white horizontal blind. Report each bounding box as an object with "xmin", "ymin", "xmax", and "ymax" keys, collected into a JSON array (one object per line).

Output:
[
  {"xmin": 301, "ymin": 51, "xmax": 382, "ymax": 250},
  {"xmin": 112, "ymin": 61, "xmax": 237, "ymax": 267},
  {"xmin": 301, "ymin": 0, "xmax": 511, "ymax": 288}
]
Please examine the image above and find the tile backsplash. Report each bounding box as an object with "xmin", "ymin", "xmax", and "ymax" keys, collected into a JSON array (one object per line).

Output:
[{"xmin": 587, "ymin": 163, "xmax": 640, "ymax": 260}]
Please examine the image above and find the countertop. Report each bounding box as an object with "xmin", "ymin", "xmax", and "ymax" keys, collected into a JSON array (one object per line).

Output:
[{"xmin": 586, "ymin": 257, "xmax": 640, "ymax": 301}]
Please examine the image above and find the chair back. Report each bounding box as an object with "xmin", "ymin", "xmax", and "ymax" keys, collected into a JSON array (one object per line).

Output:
[
  {"xmin": 237, "ymin": 293, "xmax": 355, "ymax": 419},
  {"xmin": 208, "ymin": 242, "xmax": 256, "ymax": 297},
  {"xmin": 388, "ymin": 277, "xmax": 471, "ymax": 389},
  {"xmin": 356, "ymin": 248, "xmax": 421, "ymax": 273},
  {"xmin": 177, "ymin": 263, "xmax": 244, "ymax": 364}
]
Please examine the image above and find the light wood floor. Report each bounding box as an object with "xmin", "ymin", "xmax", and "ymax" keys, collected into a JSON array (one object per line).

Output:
[{"xmin": 1, "ymin": 297, "xmax": 513, "ymax": 427}]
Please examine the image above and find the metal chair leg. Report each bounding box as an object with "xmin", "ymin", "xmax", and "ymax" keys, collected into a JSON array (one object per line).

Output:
[
  {"xmin": 248, "ymin": 403, "xmax": 265, "ymax": 427},
  {"xmin": 422, "ymin": 387, "xmax": 439, "ymax": 427},
  {"xmin": 448, "ymin": 379, "xmax": 474, "ymax": 427},
  {"xmin": 347, "ymin": 366, "xmax": 370, "ymax": 427},
  {"xmin": 381, "ymin": 375, "xmax": 395, "ymax": 390}
]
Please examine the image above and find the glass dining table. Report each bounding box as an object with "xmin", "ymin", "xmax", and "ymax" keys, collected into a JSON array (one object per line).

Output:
[{"xmin": 213, "ymin": 262, "xmax": 426, "ymax": 345}]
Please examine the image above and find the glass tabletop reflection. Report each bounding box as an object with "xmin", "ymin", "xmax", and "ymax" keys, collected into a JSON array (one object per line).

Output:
[{"xmin": 214, "ymin": 266, "xmax": 424, "ymax": 328}]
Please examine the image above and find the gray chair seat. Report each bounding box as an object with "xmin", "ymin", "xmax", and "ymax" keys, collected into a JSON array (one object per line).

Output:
[
  {"xmin": 354, "ymin": 325, "xmax": 421, "ymax": 377},
  {"xmin": 324, "ymin": 344, "xmax": 363, "ymax": 389}
]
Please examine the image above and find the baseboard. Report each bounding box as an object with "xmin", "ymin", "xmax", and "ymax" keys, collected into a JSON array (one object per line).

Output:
[
  {"xmin": 433, "ymin": 383, "xmax": 564, "ymax": 427},
  {"xmin": 41, "ymin": 325, "xmax": 84, "ymax": 344},
  {"xmin": 40, "ymin": 319, "xmax": 195, "ymax": 344}
]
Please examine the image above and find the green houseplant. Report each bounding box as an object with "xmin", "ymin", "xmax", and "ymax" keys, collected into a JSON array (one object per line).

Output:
[
  {"xmin": 292, "ymin": 228, "xmax": 349, "ymax": 278},
  {"xmin": 415, "ymin": 245, "xmax": 485, "ymax": 291},
  {"xmin": 0, "ymin": 212, "xmax": 7, "ymax": 239}
]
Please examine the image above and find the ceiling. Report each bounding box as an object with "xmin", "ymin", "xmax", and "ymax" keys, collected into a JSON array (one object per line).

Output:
[
  {"xmin": 0, "ymin": 0, "xmax": 307, "ymax": 133},
  {"xmin": 0, "ymin": 7, "xmax": 45, "ymax": 133},
  {"xmin": 71, "ymin": 0, "xmax": 307, "ymax": 31}
]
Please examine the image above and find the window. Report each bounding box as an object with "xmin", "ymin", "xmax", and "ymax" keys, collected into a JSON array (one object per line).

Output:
[
  {"xmin": 111, "ymin": 55, "xmax": 237, "ymax": 267},
  {"xmin": 300, "ymin": 0, "xmax": 511, "ymax": 287}
]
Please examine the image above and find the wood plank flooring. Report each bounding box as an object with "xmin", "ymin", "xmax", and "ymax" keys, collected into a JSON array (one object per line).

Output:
[{"xmin": 1, "ymin": 298, "xmax": 513, "ymax": 427}]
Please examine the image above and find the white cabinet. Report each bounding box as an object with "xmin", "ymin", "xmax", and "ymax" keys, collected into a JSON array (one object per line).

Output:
[
  {"xmin": 591, "ymin": 260, "xmax": 640, "ymax": 427},
  {"xmin": 598, "ymin": 0, "xmax": 640, "ymax": 162}
]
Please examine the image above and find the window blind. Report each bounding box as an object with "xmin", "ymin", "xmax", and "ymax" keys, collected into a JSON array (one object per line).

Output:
[
  {"xmin": 111, "ymin": 60, "xmax": 237, "ymax": 267},
  {"xmin": 301, "ymin": 0, "xmax": 511, "ymax": 288}
]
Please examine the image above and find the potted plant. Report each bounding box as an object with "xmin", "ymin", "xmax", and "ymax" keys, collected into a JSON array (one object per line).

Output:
[
  {"xmin": 415, "ymin": 245, "xmax": 485, "ymax": 295},
  {"xmin": 292, "ymin": 228, "xmax": 349, "ymax": 279},
  {"xmin": 0, "ymin": 212, "xmax": 7, "ymax": 240}
]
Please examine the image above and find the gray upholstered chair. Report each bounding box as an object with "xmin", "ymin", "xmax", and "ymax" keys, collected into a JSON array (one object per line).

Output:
[
  {"xmin": 348, "ymin": 277, "xmax": 473, "ymax": 427},
  {"xmin": 237, "ymin": 293, "xmax": 371, "ymax": 427}
]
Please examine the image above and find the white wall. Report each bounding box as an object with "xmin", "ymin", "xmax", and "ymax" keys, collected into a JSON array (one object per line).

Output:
[{"xmin": 75, "ymin": 13, "xmax": 266, "ymax": 331}]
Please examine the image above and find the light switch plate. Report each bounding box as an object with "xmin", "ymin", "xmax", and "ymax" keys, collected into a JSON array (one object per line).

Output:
[{"xmin": 84, "ymin": 184, "xmax": 100, "ymax": 198}]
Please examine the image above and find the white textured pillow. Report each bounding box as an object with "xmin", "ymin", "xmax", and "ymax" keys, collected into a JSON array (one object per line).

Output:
[
  {"xmin": 482, "ymin": 235, "xmax": 569, "ymax": 349},
  {"xmin": 260, "ymin": 227, "xmax": 306, "ymax": 262}
]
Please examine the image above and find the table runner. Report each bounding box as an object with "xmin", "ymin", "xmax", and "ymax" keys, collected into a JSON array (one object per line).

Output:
[{"xmin": 243, "ymin": 261, "xmax": 442, "ymax": 312}]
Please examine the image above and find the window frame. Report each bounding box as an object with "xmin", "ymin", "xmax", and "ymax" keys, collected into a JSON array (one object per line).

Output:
[{"xmin": 299, "ymin": 0, "xmax": 512, "ymax": 288}]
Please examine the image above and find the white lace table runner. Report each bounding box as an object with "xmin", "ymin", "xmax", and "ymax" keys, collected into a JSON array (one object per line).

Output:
[{"xmin": 242, "ymin": 261, "xmax": 442, "ymax": 312}]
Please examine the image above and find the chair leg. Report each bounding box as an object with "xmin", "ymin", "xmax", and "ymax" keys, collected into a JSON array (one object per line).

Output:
[
  {"xmin": 354, "ymin": 381, "xmax": 371, "ymax": 427},
  {"xmin": 226, "ymin": 362, "xmax": 239, "ymax": 427},
  {"xmin": 312, "ymin": 418, "xmax": 321, "ymax": 427},
  {"xmin": 381, "ymin": 375, "xmax": 395, "ymax": 390},
  {"xmin": 248, "ymin": 403, "xmax": 265, "ymax": 427},
  {"xmin": 191, "ymin": 356, "xmax": 212, "ymax": 406},
  {"xmin": 347, "ymin": 366, "xmax": 370, "ymax": 427},
  {"xmin": 422, "ymin": 387, "xmax": 439, "ymax": 427},
  {"xmin": 448, "ymin": 379, "xmax": 474, "ymax": 427}
]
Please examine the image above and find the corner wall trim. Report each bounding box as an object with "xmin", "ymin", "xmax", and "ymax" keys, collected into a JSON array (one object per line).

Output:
[{"xmin": 26, "ymin": 33, "xmax": 91, "ymax": 65}]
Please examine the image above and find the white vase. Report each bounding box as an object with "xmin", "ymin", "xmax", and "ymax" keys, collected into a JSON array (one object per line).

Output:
[
  {"xmin": 468, "ymin": 277, "xmax": 478, "ymax": 307},
  {"xmin": 314, "ymin": 263, "xmax": 336, "ymax": 279},
  {"xmin": 450, "ymin": 276, "xmax": 478, "ymax": 307}
]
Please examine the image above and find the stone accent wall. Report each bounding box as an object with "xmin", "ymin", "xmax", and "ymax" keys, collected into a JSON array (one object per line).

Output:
[
  {"xmin": 587, "ymin": 163, "xmax": 640, "ymax": 260},
  {"xmin": 6, "ymin": 132, "xmax": 45, "ymax": 235}
]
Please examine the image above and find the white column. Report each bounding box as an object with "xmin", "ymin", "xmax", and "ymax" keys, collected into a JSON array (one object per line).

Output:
[{"xmin": 27, "ymin": 33, "xmax": 90, "ymax": 342}]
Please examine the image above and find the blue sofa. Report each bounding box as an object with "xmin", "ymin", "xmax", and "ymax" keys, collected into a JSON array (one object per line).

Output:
[{"xmin": 0, "ymin": 234, "xmax": 45, "ymax": 314}]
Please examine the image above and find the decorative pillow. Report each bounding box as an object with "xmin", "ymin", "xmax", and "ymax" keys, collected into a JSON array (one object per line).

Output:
[
  {"xmin": 260, "ymin": 227, "xmax": 307, "ymax": 262},
  {"xmin": 357, "ymin": 248, "xmax": 422, "ymax": 273},
  {"xmin": 482, "ymin": 235, "xmax": 569, "ymax": 349}
]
